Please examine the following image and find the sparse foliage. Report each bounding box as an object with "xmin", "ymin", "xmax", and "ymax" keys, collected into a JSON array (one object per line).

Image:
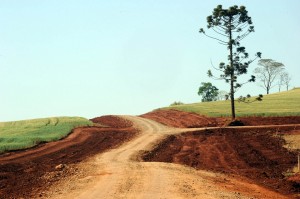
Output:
[
  {"xmin": 217, "ymin": 90, "xmax": 229, "ymax": 100},
  {"xmin": 200, "ymin": 5, "xmax": 261, "ymax": 119},
  {"xmin": 238, "ymin": 94, "xmax": 263, "ymax": 103},
  {"xmin": 170, "ymin": 101, "xmax": 184, "ymax": 106},
  {"xmin": 254, "ymin": 59, "xmax": 284, "ymax": 94},
  {"xmin": 280, "ymin": 72, "xmax": 292, "ymax": 91},
  {"xmin": 198, "ymin": 82, "xmax": 219, "ymax": 102}
]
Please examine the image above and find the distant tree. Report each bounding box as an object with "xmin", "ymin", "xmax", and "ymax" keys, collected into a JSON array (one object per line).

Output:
[
  {"xmin": 280, "ymin": 72, "xmax": 292, "ymax": 91},
  {"xmin": 217, "ymin": 90, "xmax": 229, "ymax": 100},
  {"xmin": 238, "ymin": 94, "xmax": 263, "ymax": 103},
  {"xmin": 254, "ymin": 59, "xmax": 284, "ymax": 94},
  {"xmin": 198, "ymin": 82, "xmax": 219, "ymax": 102},
  {"xmin": 170, "ymin": 101, "xmax": 184, "ymax": 106},
  {"xmin": 278, "ymin": 73, "xmax": 283, "ymax": 92},
  {"xmin": 199, "ymin": 5, "xmax": 262, "ymax": 120}
]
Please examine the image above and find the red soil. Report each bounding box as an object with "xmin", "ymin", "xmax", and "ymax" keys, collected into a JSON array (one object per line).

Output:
[
  {"xmin": 1, "ymin": 110, "xmax": 300, "ymax": 198},
  {"xmin": 141, "ymin": 109, "xmax": 219, "ymax": 127},
  {"xmin": 142, "ymin": 129, "xmax": 300, "ymax": 196},
  {"xmin": 141, "ymin": 109, "xmax": 300, "ymax": 198},
  {"xmin": 91, "ymin": 115, "xmax": 133, "ymax": 128},
  {"xmin": 240, "ymin": 116, "xmax": 300, "ymax": 126},
  {"xmin": 0, "ymin": 116, "xmax": 137, "ymax": 199},
  {"xmin": 141, "ymin": 109, "xmax": 300, "ymax": 127}
]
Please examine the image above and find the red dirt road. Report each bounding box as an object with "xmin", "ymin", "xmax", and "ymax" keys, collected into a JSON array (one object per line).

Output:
[{"xmin": 0, "ymin": 110, "xmax": 300, "ymax": 198}]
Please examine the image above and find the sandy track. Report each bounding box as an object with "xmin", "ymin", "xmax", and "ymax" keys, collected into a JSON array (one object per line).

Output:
[{"xmin": 47, "ymin": 116, "xmax": 290, "ymax": 199}]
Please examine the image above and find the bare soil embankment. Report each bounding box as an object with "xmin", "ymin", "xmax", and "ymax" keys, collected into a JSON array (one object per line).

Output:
[
  {"xmin": 141, "ymin": 109, "xmax": 300, "ymax": 198},
  {"xmin": 141, "ymin": 109, "xmax": 300, "ymax": 127},
  {"xmin": 0, "ymin": 116, "xmax": 137, "ymax": 199},
  {"xmin": 1, "ymin": 110, "xmax": 300, "ymax": 198}
]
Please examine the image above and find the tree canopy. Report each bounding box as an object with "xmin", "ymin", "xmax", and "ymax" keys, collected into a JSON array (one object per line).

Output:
[
  {"xmin": 198, "ymin": 82, "xmax": 219, "ymax": 102},
  {"xmin": 280, "ymin": 72, "xmax": 292, "ymax": 91},
  {"xmin": 254, "ymin": 59, "xmax": 284, "ymax": 94},
  {"xmin": 199, "ymin": 5, "xmax": 261, "ymax": 120}
]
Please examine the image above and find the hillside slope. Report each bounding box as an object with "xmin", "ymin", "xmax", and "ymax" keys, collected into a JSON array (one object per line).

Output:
[
  {"xmin": 166, "ymin": 88, "xmax": 300, "ymax": 117},
  {"xmin": 0, "ymin": 117, "xmax": 92, "ymax": 153}
]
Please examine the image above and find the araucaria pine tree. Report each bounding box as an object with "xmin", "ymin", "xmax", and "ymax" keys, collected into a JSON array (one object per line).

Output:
[{"xmin": 199, "ymin": 5, "xmax": 262, "ymax": 120}]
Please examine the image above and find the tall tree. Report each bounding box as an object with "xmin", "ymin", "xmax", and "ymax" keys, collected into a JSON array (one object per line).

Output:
[
  {"xmin": 199, "ymin": 5, "xmax": 261, "ymax": 120},
  {"xmin": 280, "ymin": 71, "xmax": 292, "ymax": 91},
  {"xmin": 198, "ymin": 82, "xmax": 219, "ymax": 102},
  {"xmin": 254, "ymin": 59, "xmax": 284, "ymax": 94}
]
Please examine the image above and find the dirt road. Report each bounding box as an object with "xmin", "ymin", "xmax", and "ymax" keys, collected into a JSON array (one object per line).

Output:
[{"xmin": 46, "ymin": 116, "xmax": 291, "ymax": 199}]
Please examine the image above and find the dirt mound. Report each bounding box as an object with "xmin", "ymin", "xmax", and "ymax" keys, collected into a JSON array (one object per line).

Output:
[
  {"xmin": 0, "ymin": 118, "xmax": 137, "ymax": 199},
  {"xmin": 227, "ymin": 119, "xmax": 245, "ymax": 126},
  {"xmin": 91, "ymin": 115, "xmax": 133, "ymax": 128},
  {"xmin": 142, "ymin": 127, "xmax": 300, "ymax": 197},
  {"xmin": 141, "ymin": 109, "xmax": 218, "ymax": 128},
  {"xmin": 141, "ymin": 109, "xmax": 300, "ymax": 127}
]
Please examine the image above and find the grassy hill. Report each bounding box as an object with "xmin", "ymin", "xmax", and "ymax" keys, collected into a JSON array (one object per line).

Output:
[
  {"xmin": 166, "ymin": 88, "xmax": 300, "ymax": 117},
  {"xmin": 0, "ymin": 117, "xmax": 92, "ymax": 153}
]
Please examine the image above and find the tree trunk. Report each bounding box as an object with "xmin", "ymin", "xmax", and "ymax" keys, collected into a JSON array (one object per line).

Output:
[
  {"xmin": 230, "ymin": 75, "xmax": 235, "ymax": 120},
  {"xmin": 229, "ymin": 17, "xmax": 235, "ymax": 120},
  {"xmin": 266, "ymin": 83, "xmax": 270, "ymax": 94}
]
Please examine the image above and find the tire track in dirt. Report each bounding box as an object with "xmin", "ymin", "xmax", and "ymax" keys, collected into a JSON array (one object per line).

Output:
[
  {"xmin": 47, "ymin": 116, "xmax": 293, "ymax": 199},
  {"xmin": 70, "ymin": 116, "xmax": 174, "ymax": 199}
]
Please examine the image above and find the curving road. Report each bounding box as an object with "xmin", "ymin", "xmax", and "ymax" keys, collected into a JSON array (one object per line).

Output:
[{"xmin": 46, "ymin": 116, "xmax": 290, "ymax": 199}]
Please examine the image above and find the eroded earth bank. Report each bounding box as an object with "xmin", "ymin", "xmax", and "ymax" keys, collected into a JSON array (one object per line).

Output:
[{"xmin": 0, "ymin": 109, "xmax": 300, "ymax": 198}]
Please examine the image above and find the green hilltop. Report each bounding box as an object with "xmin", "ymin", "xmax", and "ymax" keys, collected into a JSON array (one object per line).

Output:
[
  {"xmin": 166, "ymin": 88, "xmax": 300, "ymax": 117},
  {"xmin": 0, "ymin": 117, "xmax": 92, "ymax": 153}
]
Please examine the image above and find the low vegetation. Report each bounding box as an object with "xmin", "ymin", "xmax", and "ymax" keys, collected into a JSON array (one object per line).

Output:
[
  {"xmin": 170, "ymin": 101, "xmax": 184, "ymax": 106},
  {"xmin": 0, "ymin": 117, "xmax": 93, "ymax": 153},
  {"xmin": 167, "ymin": 88, "xmax": 300, "ymax": 117}
]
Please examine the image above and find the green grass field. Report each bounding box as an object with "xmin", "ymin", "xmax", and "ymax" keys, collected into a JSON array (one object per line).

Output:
[
  {"xmin": 166, "ymin": 88, "xmax": 300, "ymax": 117},
  {"xmin": 0, "ymin": 117, "xmax": 93, "ymax": 153}
]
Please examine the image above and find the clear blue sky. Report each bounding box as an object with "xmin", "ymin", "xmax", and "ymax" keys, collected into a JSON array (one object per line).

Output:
[{"xmin": 1, "ymin": 0, "xmax": 299, "ymax": 121}]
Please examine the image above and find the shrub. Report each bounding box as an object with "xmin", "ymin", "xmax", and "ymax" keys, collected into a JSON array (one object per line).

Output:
[{"xmin": 170, "ymin": 101, "xmax": 184, "ymax": 106}]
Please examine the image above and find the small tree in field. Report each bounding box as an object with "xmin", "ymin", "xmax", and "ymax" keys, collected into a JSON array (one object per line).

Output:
[
  {"xmin": 281, "ymin": 72, "xmax": 292, "ymax": 91},
  {"xmin": 198, "ymin": 82, "xmax": 219, "ymax": 102},
  {"xmin": 254, "ymin": 59, "xmax": 284, "ymax": 94},
  {"xmin": 199, "ymin": 5, "xmax": 261, "ymax": 120},
  {"xmin": 217, "ymin": 90, "xmax": 229, "ymax": 100}
]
